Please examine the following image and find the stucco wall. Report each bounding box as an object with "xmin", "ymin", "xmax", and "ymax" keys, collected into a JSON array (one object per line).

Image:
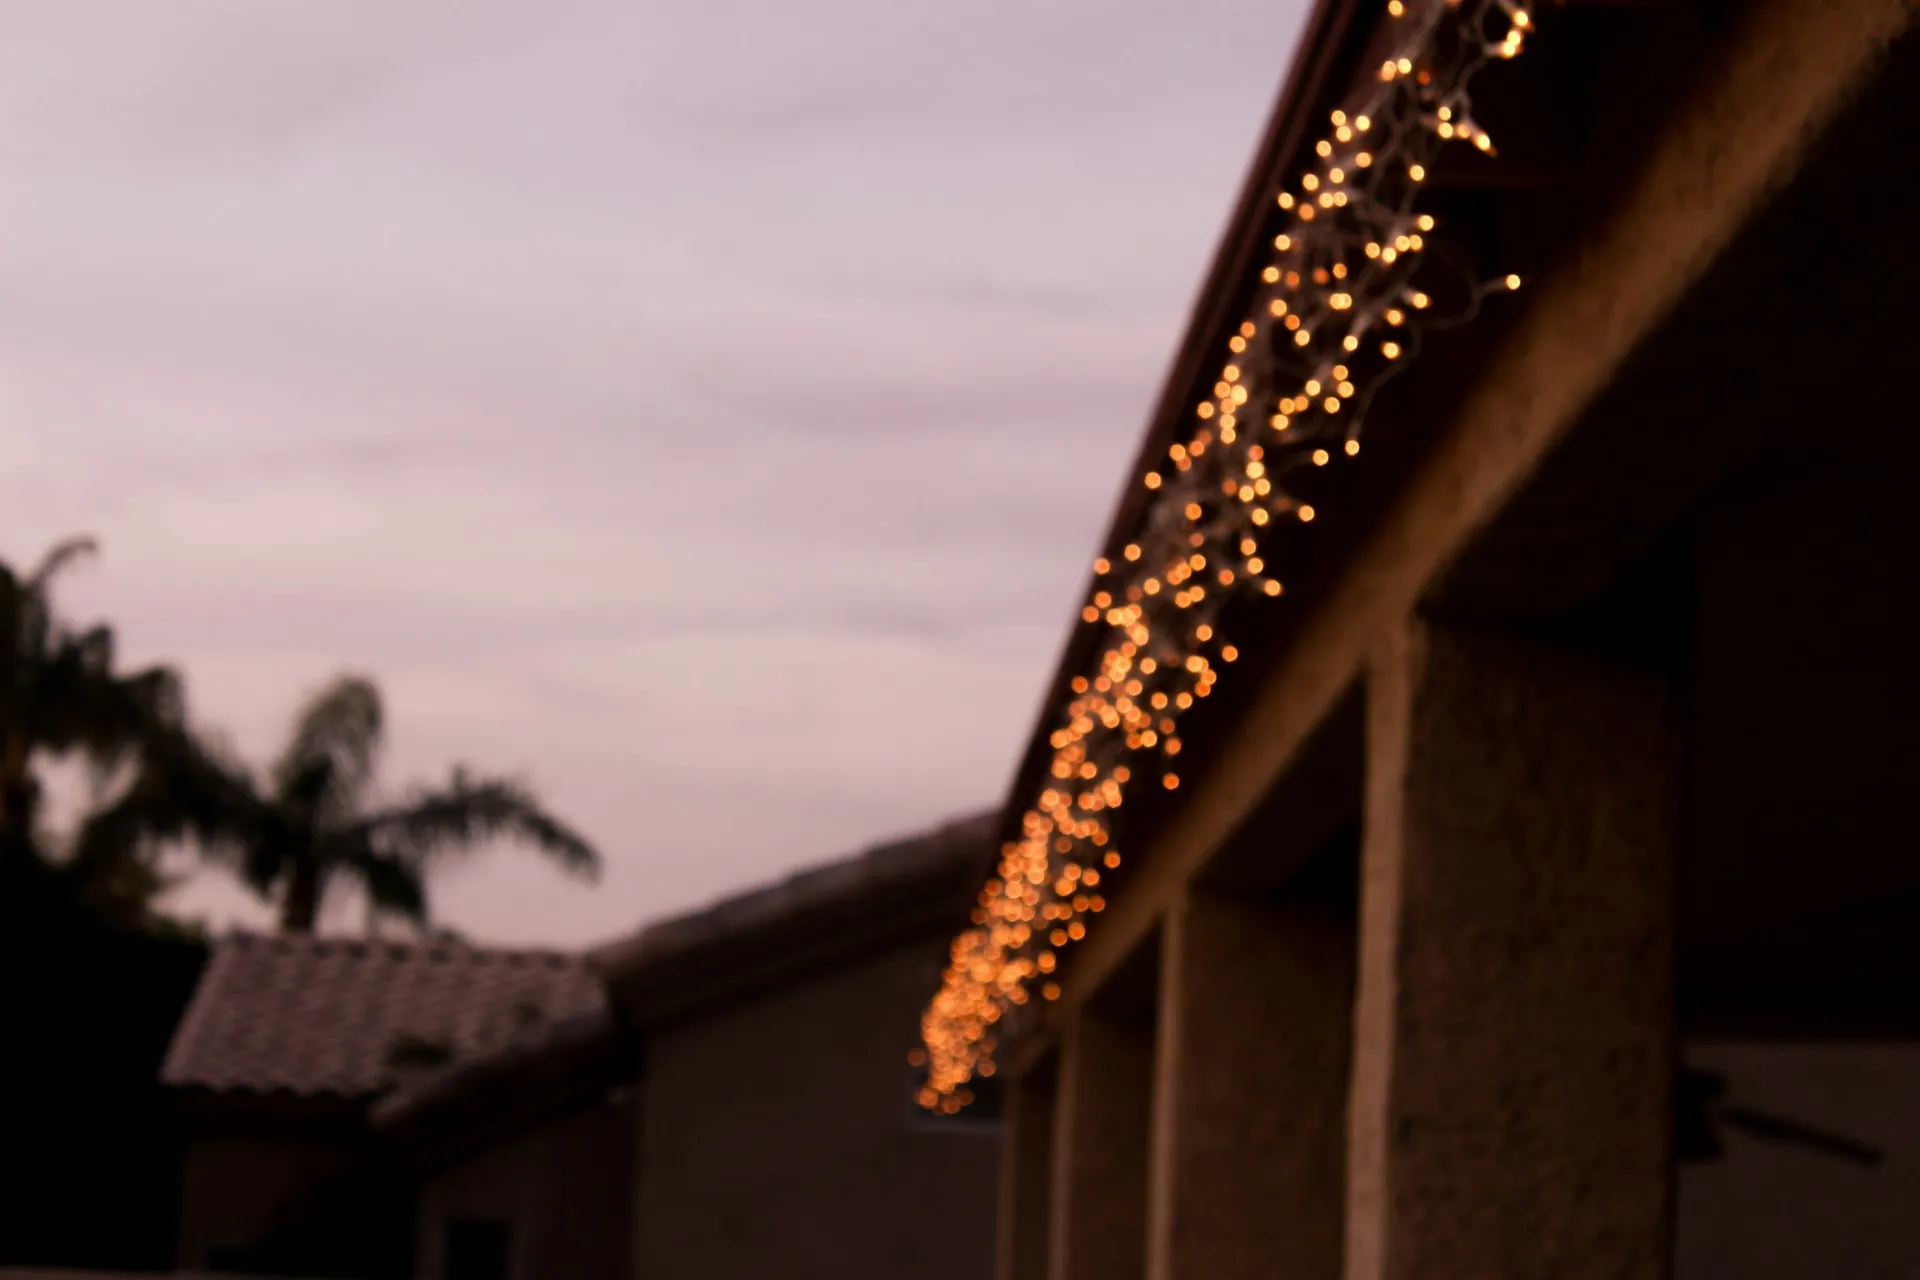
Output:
[
  {"xmin": 631, "ymin": 938, "xmax": 1000, "ymax": 1280},
  {"xmin": 414, "ymin": 1094, "xmax": 635, "ymax": 1280}
]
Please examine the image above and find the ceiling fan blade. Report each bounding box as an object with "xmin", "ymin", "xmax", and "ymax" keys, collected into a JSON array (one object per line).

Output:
[{"xmin": 1721, "ymin": 1105, "xmax": 1886, "ymax": 1167}]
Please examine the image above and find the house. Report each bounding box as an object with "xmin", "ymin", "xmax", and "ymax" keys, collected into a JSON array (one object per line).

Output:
[
  {"xmin": 596, "ymin": 810, "xmax": 1001, "ymax": 1280},
  {"xmin": 913, "ymin": 0, "xmax": 1920, "ymax": 1277},
  {"xmin": 157, "ymin": 812, "xmax": 1001, "ymax": 1280},
  {"xmin": 160, "ymin": 933, "xmax": 608, "ymax": 1277},
  {"xmin": 371, "ymin": 1005, "xmax": 636, "ymax": 1280},
  {"xmin": 377, "ymin": 810, "xmax": 1003, "ymax": 1280}
]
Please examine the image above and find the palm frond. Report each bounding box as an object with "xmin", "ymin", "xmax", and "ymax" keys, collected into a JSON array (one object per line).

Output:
[
  {"xmin": 273, "ymin": 674, "xmax": 384, "ymax": 821},
  {"xmin": 358, "ymin": 766, "xmax": 600, "ymax": 880},
  {"xmin": 93, "ymin": 720, "xmax": 269, "ymax": 879},
  {"xmin": 325, "ymin": 828, "xmax": 429, "ymax": 923},
  {"xmin": 35, "ymin": 641, "xmax": 186, "ymax": 773},
  {"xmin": 60, "ymin": 800, "xmax": 177, "ymax": 926},
  {"xmin": 5, "ymin": 537, "xmax": 95, "ymax": 682},
  {"xmin": 25, "ymin": 536, "xmax": 99, "ymax": 593}
]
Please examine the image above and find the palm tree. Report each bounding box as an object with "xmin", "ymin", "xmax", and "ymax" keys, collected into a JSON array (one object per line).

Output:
[
  {"xmin": 90, "ymin": 673, "xmax": 601, "ymax": 933},
  {"xmin": 1, "ymin": 537, "xmax": 196, "ymax": 925}
]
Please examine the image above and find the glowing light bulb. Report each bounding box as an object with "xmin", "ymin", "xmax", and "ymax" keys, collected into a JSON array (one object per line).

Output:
[{"xmin": 915, "ymin": 0, "xmax": 1544, "ymax": 1109}]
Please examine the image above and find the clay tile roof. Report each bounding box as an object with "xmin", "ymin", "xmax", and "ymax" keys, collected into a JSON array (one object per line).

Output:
[{"xmin": 161, "ymin": 931, "xmax": 606, "ymax": 1100}]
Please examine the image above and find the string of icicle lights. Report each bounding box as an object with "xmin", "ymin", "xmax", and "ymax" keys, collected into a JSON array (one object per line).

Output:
[{"xmin": 917, "ymin": 0, "xmax": 1536, "ymax": 1112}]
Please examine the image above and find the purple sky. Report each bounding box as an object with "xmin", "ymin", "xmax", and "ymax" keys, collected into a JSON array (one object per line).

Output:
[{"xmin": 1, "ymin": 0, "xmax": 1309, "ymax": 947}]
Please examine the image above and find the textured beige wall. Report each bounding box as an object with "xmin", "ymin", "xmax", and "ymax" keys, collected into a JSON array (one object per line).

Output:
[
  {"xmin": 1148, "ymin": 894, "xmax": 1352, "ymax": 1280},
  {"xmin": 631, "ymin": 939, "xmax": 999, "ymax": 1280},
  {"xmin": 1346, "ymin": 623, "xmax": 1679, "ymax": 1280},
  {"xmin": 996, "ymin": 1062, "xmax": 1056, "ymax": 1280},
  {"xmin": 1047, "ymin": 1005, "xmax": 1154, "ymax": 1280}
]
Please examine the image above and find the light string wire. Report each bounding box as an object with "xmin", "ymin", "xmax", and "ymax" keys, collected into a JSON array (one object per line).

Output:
[{"xmin": 917, "ymin": 0, "xmax": 1536, "ymax": 1112}]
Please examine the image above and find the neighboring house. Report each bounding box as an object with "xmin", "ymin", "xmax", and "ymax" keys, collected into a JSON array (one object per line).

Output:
[
  {"xmin": 158, "ymin": 812, "xmax": 1001, "ymax": 1280},
  {"xmin": 161, "ymin": 933, "xmax": 605, "ymax": 1277},
  {"xmin": 372, "ymin": 1006, "xmax": 636, "ymax": 1280},
  {"xmin": 598, "ymin": 811, "xmax": 1002, "ymax": 1280},
  {"xmin": 943, "ymin": 0, "xmax": 1920, "ymax": 1278}
]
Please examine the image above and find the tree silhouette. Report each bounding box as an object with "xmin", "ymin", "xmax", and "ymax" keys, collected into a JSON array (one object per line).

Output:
[
  {"xmin": 90, "ymin": 672, "xmax": 600, "ymax": 933},
  {"xmin": 1, "ymin": 537, "xmax": 197, "ymax": 926}
]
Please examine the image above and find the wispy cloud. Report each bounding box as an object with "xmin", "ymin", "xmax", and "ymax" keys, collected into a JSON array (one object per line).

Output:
[{"xmin": 0, "ymin": 0, "xmax": 1308, "ymax": 944}]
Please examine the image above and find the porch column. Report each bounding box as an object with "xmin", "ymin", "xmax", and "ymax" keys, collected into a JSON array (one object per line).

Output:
[
  {"xmin": 1049, "ymin": 1003, "xmax": 1154, "ymax": 1280},
  {"xmin": 1148, "ymin": 891, "xmax": 1353, "ymax": 1280},
  {"xmin": 1346, "ymin": 619, "xmax": 1678, "ymax": 1280},
  {"xmin": 997, "ymin": 1061, "xmax": 1057, "ymax": 1280}
]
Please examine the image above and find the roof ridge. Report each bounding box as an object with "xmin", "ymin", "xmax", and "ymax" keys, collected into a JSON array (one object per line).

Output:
[
  {"xmin": 591, "ymin": 809, "xmax": 997, "ymax": 1018},
  {"xmin": 221, "ymin": 929, "xmax": 586, "ymax": 966},
  {"xmin": 618, "ymin": 808, "xmax": 996, "ymax": 941}
]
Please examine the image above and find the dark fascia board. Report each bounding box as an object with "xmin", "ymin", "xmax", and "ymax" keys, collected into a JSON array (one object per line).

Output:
[{"xmin": 959, "ymin": 0, "xmax": 1380, "ymax": 915}]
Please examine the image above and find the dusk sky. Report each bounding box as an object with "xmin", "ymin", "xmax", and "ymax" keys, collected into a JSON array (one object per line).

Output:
[{"xmin": 1, "ymin": 0, "xmax": 1309, "ymax": 946}]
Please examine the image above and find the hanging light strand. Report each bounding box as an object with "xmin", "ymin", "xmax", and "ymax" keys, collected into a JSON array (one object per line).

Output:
[{"xmin": 918, "ymin": 0, "xmax": 1534, "ymax": 1111}]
